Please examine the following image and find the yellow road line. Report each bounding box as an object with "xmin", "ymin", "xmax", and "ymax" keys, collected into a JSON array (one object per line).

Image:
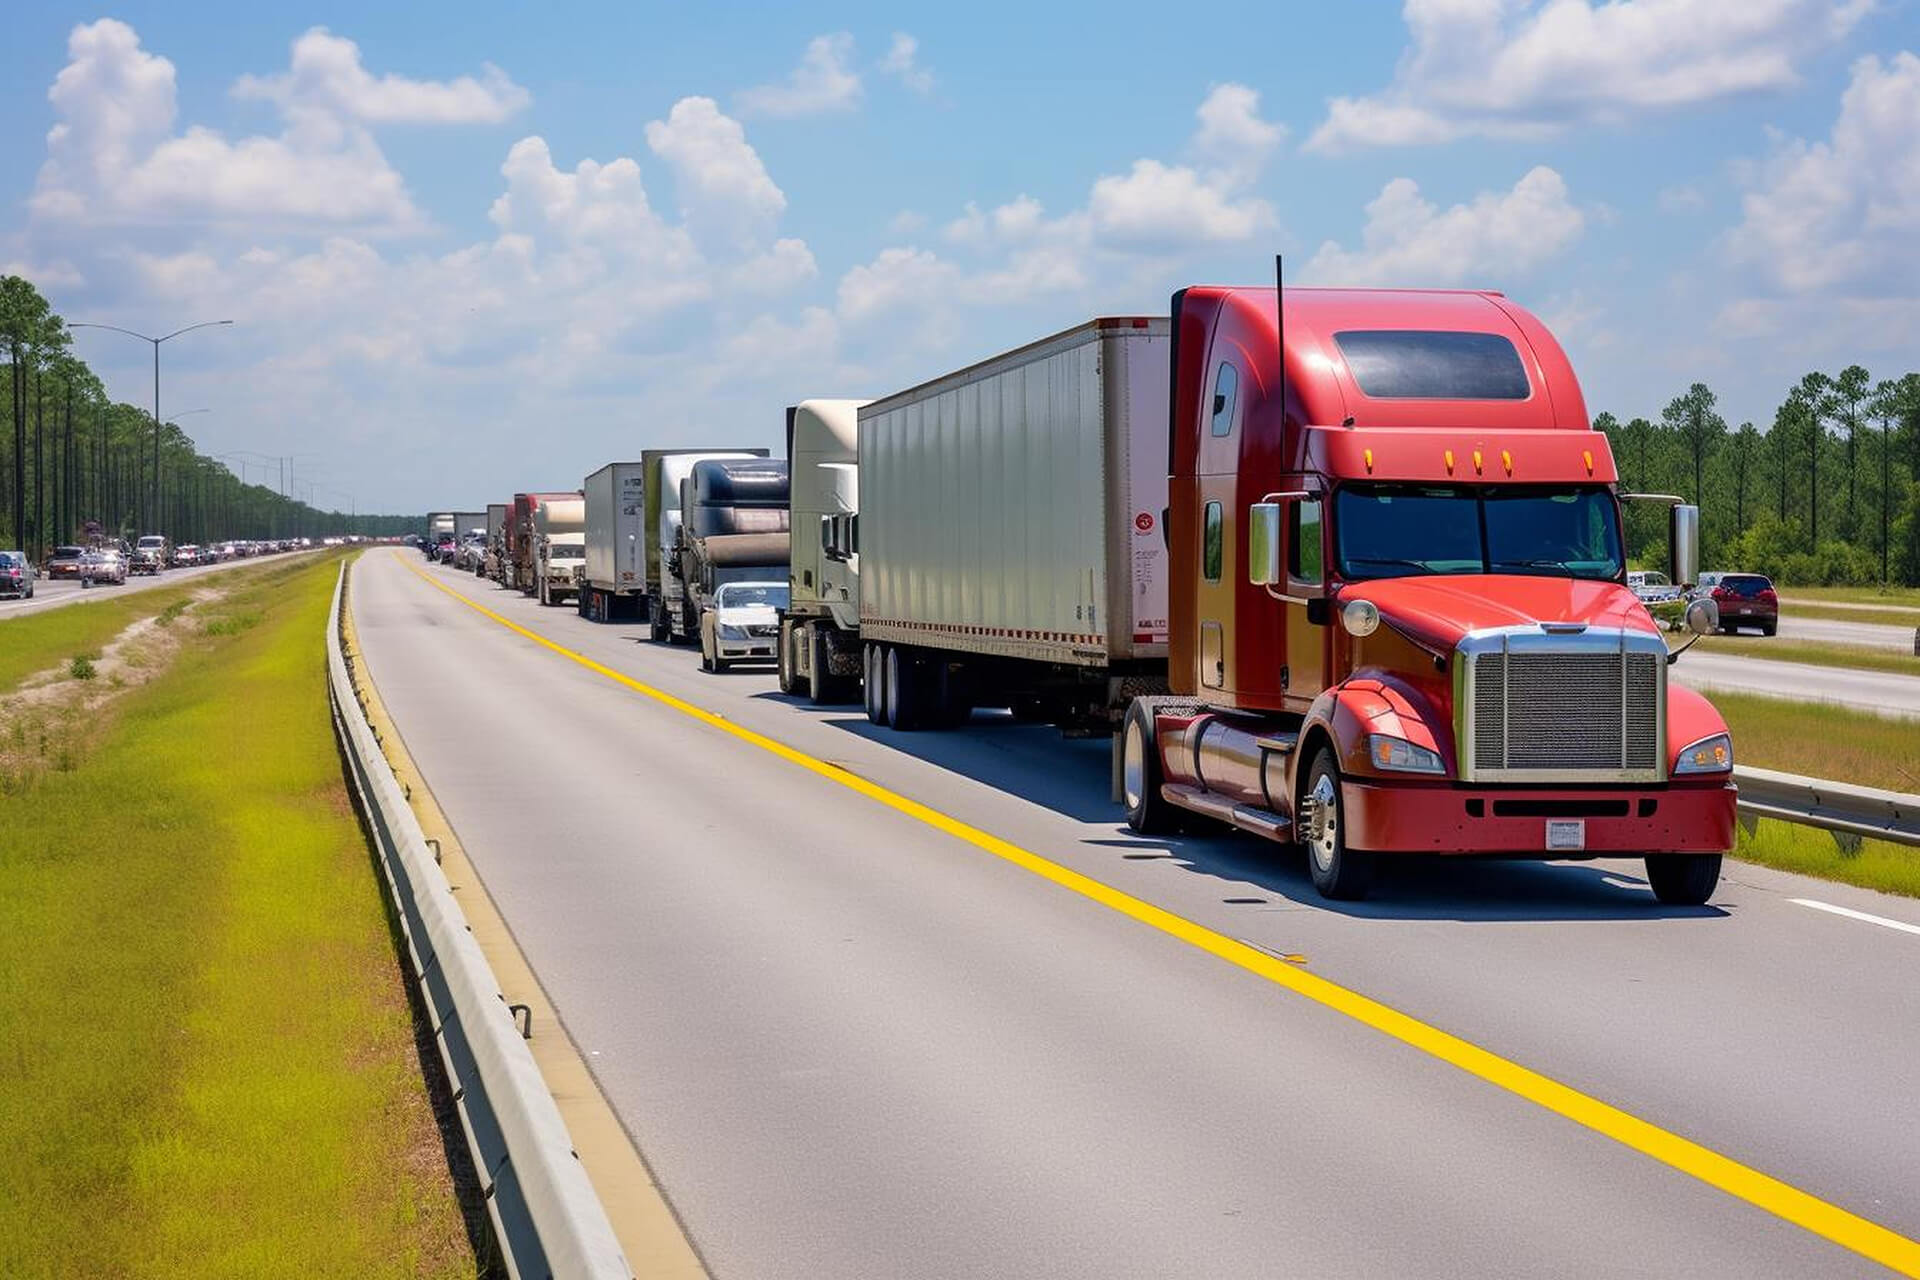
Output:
[{"xmin": 399, "ymin": 553, "xmax": 1920, "ymax": 1277}]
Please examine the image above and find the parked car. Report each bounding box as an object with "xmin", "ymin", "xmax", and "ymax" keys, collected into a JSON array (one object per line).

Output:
[
  {"xmin": 1694, "ymin": 571, "xmax": 1778, "ymax": 636},
  {"xmin": 1627, "ymin": 569, "xmax": 1682, "ymax": 602},
  {"xmin": 87, "ymin": 548, "xmax": 129, "ymax": 585},
  {"xmin": 171, "ymin": 544, "xmax": 201, "ymax": 568},
  {"xmin": 1, "ymin": 550, "xmax": 35, "ymax": 598},
  {"xmin": 45, "ymin": 545, "xmax": 89, "ymax": 580},
  {"xmin": 134, "ymin": 534, "xmax": 170, "ymax": 572},
  {"xmin": 699, "ymin": 580, "xmax": 787, "ymax": 672}
]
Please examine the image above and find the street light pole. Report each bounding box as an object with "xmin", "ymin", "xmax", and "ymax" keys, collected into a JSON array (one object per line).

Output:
[{"xmin": 69, "ymin": 319, "xmax": 233, "ymax": 533}]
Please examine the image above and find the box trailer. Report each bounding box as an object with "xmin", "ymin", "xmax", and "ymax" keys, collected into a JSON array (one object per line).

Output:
[
  {"xmin": 857, "ymin": 317, "xmax": 1171, "ymax": 732},
  {"xmin": 579, "ymin": 462, "xmax": 648, "ymax": 621}
]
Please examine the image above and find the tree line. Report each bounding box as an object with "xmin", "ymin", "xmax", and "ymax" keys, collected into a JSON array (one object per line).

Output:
[
  {"xmin": 1599, "ymin": 370, "xmax": 1920, "ymax": 587},
  {"xmin": 2, "ymin": 274, "xmax": 414, "ymax": 560}
]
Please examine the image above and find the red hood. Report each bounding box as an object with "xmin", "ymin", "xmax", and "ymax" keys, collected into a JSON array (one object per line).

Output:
[{"xmin": 1341, "ymin": 575, "xmax": 1657, "ymax": 652}]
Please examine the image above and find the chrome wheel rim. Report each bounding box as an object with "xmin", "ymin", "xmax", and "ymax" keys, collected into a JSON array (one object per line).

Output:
[
  {"xmin": 1307, "ymin": 773, "xmax": 1339, "ymax": 873},
  {"xmin": 1122, "ymin": 719, "xmax": 1147, "ymax": 812}
]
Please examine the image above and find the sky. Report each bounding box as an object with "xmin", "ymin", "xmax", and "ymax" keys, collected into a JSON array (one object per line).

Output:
[{"xmin": 1, "ymin": 1, "xmax": 1916, "ymax": 515}]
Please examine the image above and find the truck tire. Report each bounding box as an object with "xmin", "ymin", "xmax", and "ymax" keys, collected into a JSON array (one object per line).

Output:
[
  {"xmin": 864, "ymin": 644, "xmax": 886, "ymax": 724},
  {"xmin": 884, "ymin": 645, "xmax": 923, "ymax": 731},
  {"xmin": 1302, "ymin": 748, "xmax": 1374, "ymax": 901},
  {"xmin": 778, "ymin": 621, "xmax": 804, "ymax": 696},
  {"xmin": 650, "ymin": 603, "xmax": 669, "ymax": 644},
  {"xmin": 809, "ymin": 626, "xmax": 841, "ymax": 706},
  {"xmin": 1121, "ymin": 699, "xmax": 1181, "ymax": 835},
  {"xmin": 1645, "ymin": 853, "xmax": 1721, "ymax": 906}
]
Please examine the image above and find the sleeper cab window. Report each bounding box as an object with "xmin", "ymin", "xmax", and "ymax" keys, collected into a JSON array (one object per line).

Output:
[
  {"xmin": 1210, "ymin": 363, "xmax": 1238, "ymax": 437},
  {"xmin": 1203, "ymin": 501, "xmax": 1223, "ymax": 582},
  {"xmin": 1290, "ymin": 499, "xmax": 1323, "ymax": 585}
]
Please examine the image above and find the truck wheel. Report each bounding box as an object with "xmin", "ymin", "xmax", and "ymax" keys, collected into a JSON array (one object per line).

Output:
[
  {"xmin": 1120, "ymin": 700, "xmax": 1181, "ymax": 835},
  {"xmin": 778, "ymin": 622, "xmax": 803, "ymax": 696},
  {"xmin": 809, "ymin": 626, "xmax": 840, "ymax": 706},
  {"xmin": 650, "ymin": 604, "xmax": 669, "ymax": 644},
  {"xmin": 884, "ymin": 645, "xmax": 921, "ymax": 731},
  {"xmin": 864, "ymin": 644, "xmax": 886, "ymax": 724},
  {"xmin": 1645, "ymin": 853, "xmax": 1721, "ymax": 906},
  {"xmin": 1301, "ymin": 748, "xmax": 1374, "ymax": 901}
]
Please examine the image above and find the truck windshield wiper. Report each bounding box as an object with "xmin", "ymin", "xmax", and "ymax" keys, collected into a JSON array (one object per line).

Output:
[
  {"xmin": 1343, "ymin": 556, "xmax": 1436, "ymax": 575},
  {"xmin": 1493, "ymin": 558, "xmax": 1575, "ymax": 577}
]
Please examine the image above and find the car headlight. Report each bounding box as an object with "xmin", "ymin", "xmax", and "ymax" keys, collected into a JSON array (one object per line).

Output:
[
  {"xmin": 1674, "ymin": 733, "xmax": 1732, "ymax": 774},
  {"xmin": 1367, "ymin": 734, "xmax": 1446, "ymax": 775},
  {"xmin": 718, "ymin": 623, "xmax": 748, "ymax": 641}
]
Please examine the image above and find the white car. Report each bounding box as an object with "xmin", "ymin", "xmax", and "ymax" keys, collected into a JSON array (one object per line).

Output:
[{"xmin": 700, "ymin": 581, "xmax": 788, "ymax": 672}]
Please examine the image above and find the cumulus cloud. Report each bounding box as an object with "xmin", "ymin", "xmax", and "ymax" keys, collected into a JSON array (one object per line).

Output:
[
  {"xmin": 233, "ymin": 27, "xmax": 528, "ymax": 123},
  {"xmin": 646, "ymin": 96, "xmax": 788, "ymax": 250},
  {"xmin": 1307, "ymin": 0, "xmax": 1874, "ymax": 152},
  {"xmin": 736, "ymin": 33, "xmax": 862, "ymax": 117},
  {"xmin": 1726, "ymin": 51, "xmax": 1920, "ymax": 294},
  {"xmin": 31, "ymin": 18, "xmax": 524, "ymax": 233},
  {"xmin": 1303, "ymin": 165, "xmax": 1586, "ymax": 286},
  {"xmin": 879, "ymin": 33, "xmax": 934, "ymax": 94}
]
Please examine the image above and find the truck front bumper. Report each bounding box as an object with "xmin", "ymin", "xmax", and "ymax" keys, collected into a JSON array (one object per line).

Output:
[{"xmin": 1341, "ymin": 779, "xmax": 1737, "ymax": 855}]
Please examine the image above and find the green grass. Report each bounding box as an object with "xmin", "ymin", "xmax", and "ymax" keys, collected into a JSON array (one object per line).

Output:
[
  {"xmin": 1775, "ymin": 585, "xmax": 1920, "ymax": 608},
  {"xmin": 67, "ymin": 654, "xmax": 96, "ymax": 680},
  {"xmin": 1714, "ymin": 692, "xmax": 1920, "ymax": 794},
  {"xmin": 0, "ymin": 554, "xmax": 477, "ymax": 1278},
  {"xmin": 1734, "ymin": 820, "xmax": 1920, "ymax": 899},
  {"xmin": 1691, "ymin": 634, "xmax": 1920, "ymax": 677},
  {"xmin": 1787, "ymin": 602, "xmax": 1920, "ymax": 627}
]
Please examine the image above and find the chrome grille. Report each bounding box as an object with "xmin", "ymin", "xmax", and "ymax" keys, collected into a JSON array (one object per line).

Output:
[{"xmin": 1458, "ymin": 629, "xmax": 1666, "ymax": 782}]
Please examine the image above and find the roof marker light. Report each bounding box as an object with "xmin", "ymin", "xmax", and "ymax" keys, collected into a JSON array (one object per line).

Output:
[
  {"xmin": 1502, "ymin": 449, "xmax": 1513, "ymax": 475},
  {"xmin": 1444, "ymin": 449, "xmax": 1455, "ymax": 475},
  {"xmin": 1364, "ymin": 447, "xmax": 1374, "ymax": 474},
  {"xmin": 1472, "ymin": 449, "xmax": 1484, "ymax": 476},
  {"xmin": 1583, "ymin": 449, "xmax": 1594, "ymax": 476}
]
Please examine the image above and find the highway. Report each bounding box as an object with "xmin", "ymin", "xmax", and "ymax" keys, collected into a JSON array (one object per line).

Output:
[
  {"xmin": 0, "ymin": 552, "xmax": 315, "ymax": 621},
  {"xmin": 1774, "ymin": 615, "xmax": 1916, "ymax": 652},
  {"xmin": 1673, "ymin": 648, "xmax": 1920, "ymax": 718},
  {"xmin": 351, "ymin": 548, "xmax": 1920, "ymax": 1279}
]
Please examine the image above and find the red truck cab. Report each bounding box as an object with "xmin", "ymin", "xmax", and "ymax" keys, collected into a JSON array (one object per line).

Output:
[{"xmin": 1123, "ymin": 284, "xmax": 1736, "ymax": 904}]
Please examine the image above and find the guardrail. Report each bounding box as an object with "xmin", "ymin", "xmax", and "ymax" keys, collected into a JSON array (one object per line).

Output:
[
  {"xmin": 326, "ymin": 561, "xmax": 633, "ymax": 1280},
  {"xmin": 1735, "ymin": 765, "xmax": 1920, "ymax": 851}
]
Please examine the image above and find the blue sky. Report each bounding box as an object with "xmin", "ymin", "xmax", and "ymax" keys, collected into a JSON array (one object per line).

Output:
[{"xmin": 2, "ymin": 2, "xmax": 1915, "ymax": 513}]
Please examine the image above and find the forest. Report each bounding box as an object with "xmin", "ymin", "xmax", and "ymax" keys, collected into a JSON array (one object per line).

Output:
[{"xmin": 3, "ymin": 274, "xmax": 414, "ymax": 559}]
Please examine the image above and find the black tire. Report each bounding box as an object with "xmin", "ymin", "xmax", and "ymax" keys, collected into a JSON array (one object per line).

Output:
[
  {"xmin": 863, "ymin": 643, "xmax": 886, "ymax": 724},
  {"xmin": 884, "ymin": 644, "xmax": 922, "ymax": 731},
  {"xmin": 1301, "ymin": 748, "xmax": 1375, "ymax": 900},
  {"xmin": 1761, "ymin": 623, "xmax": 1777, "ymax": 637},
  {"xmin": 1120, "ymin": 699, "xmax": 1181, "ymax": 835},
  {"xmin": 808, "ymin": 625, "xmax": 838, "ymax": 706},
  {"xmin": 1646, "ymin": 853, "xmax": 1721, "ymax": 906},
  {"xmin": 650, "ymin": 603, "xmax": 669, "ymax": 644},
  {"xmin": 778, "ymin": 621, "xmax": 803, "ymax": 696}
]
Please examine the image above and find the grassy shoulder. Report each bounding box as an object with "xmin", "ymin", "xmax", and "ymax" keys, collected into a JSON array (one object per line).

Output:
[
  {"xmin": 1776, "ymin": 585, "xmax": 1920, "ymax": 608},
  {"xmin": 0, "ymin": 554, "xmax": 479, "ymax": 1278},
  {"xmin": 1690, "ymin": 634, "xmax": 1920, "ymax": 677},
  {"xmin": 1785, "ymin": 602, "xmax": 1920, "ymax": 627}
]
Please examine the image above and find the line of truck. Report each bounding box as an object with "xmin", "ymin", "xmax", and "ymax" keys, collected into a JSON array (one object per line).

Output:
[{"xmin": 421, "ymin": 272, "xmax": 1739, "ymax": 905}]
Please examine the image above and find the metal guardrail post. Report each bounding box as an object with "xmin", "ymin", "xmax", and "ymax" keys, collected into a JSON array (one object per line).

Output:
[{"xmin": 326, "ymin": 561, "xmax": 634, "ymax": 1280}]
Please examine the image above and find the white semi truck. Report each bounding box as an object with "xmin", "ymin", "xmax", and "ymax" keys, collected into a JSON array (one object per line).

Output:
[
  {"xmin": 777, "ymin": 400, "xmax": 868, "ymax": 703},
  {"xmin": 646, "ymin": 450, "xmax": 767, "ymax": 644},
  {"xmin": 667, "ymin": 458, "xmax": 790, "ymax": 646},
  {"xmin": 856, "ymin": 317, "xmax": 1171, "ymax": 731},
  {"xmin": 531, "ymin": 495, "xmax": 586, "ymax": 606}
]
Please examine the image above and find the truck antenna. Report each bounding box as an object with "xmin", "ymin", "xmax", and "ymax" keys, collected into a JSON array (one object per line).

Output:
[{"xmin": 1274, "ymin": 254, "xmax": 1285, "ymax": 425}]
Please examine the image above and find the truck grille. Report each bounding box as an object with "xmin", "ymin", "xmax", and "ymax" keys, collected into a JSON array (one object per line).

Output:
[{"xmin": 1458, "ymin": 630, "xmax": 1665, "ymax": 782}]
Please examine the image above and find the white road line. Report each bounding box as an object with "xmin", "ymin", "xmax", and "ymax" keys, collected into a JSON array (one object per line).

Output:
[{"xmin": 1790, "ymin": 898, "xmax": 1920, "ymax": 937}]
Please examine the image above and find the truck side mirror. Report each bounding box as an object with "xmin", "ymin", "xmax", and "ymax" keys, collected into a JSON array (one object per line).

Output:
[
  {"xmin": 1247, "ymin": 503, "xmax": 1281, "ymax": 585},
  {"xmin": 1669, "ymin": 504, "xmax": 1700, "ymax": 589}
]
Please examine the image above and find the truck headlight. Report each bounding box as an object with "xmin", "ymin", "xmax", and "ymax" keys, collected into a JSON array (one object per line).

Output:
[
  {"xmin": 1673, "ymin": 733, "xmax": 1732, "ymax": 774},
  {"xmin": 718, "ymin": 623, "xmax": 748, "ymax": 641},
  {"xmin": 1368, "ymin": 734, "xmax": 1445, "ymax": 775}
]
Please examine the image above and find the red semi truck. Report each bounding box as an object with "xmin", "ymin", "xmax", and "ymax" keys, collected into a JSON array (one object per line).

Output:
[
  {"xmin": 852, "ymin": 280, "xmax": 1735, "ymax": 905},
  {"xmin": 1119, "ymin": 281, "xmax": 1735, "ymax": 903}
]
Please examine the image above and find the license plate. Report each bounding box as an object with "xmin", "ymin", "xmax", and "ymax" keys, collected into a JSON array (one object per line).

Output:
[{"xmin": 1546, "ymin": 820, "xmax": 1586, "ymax": 851}]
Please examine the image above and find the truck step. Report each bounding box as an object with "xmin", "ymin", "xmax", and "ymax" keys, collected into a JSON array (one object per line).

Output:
[{"xmin": 1162, "ymin": 785, "xmax": 1294, "ymax": 843}]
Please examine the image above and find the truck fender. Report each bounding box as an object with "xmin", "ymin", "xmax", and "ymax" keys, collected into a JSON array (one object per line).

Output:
[{"xmin": 1298, "ymin": 675, "xmax": 1453, "ymax": 793}]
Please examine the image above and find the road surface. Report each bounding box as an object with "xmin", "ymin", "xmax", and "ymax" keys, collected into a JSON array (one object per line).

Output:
[
  {"xmin": 1674, "ymin": 648, "xmax": 1920, "ymax": 719},
  {"xmin": 1772, "ymin": 615, "xmax": 1915, "ymax": 652},
  {"xmin": 0, "ymin": 551, "xmax": 318, "ymax": 621},
  {"xmin": 353, "ymin": 548, "xmax": 1920, "ymax": 1279}
]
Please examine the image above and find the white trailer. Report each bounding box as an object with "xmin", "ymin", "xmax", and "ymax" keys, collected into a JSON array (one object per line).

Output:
[
  {"xmin": 579, "ymin": 462, "xmax": 647, "ymax": 621},
  {"xmin": 647, "ymin": 450, "xmax": 766, "ymax": 644},
  {"xmin": 778, "ymin": 399, "xmax": 868, "ymax": 703},
  {"xmin": 857, "ymin": 317, "xmax": 1171, "ymax": 732}
]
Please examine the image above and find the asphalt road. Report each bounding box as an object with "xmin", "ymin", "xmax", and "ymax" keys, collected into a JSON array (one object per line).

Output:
[
  {"xmin": 354, "ymin": 548, "xmax": 1920, "ymax": 1280},
  {"xmin": 1773, "ymin": 615, "xmax": 1916, "ymax": 652},
  {"xmin": 1673, "ymin": 648, "xmax": 1920, "ymax": 718},
  {"xmin": 0, "ymin": 551, "xmax": 316, "ymax": 621}
]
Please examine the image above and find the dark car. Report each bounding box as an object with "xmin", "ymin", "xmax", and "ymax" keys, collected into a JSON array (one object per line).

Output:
[
  {"xmin": 45, "ymin": 545, "xmax": 88, "ymax": 580},
  {"xmin": 1, "ymin": 550, "xmax": 35, "ymax": 598},
  {"xmin": 1695, "ymin": 571, "xmax": 1778, "ymax": 635}
]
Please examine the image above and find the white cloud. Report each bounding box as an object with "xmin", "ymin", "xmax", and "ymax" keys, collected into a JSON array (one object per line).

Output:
[
  {"xmin": 1089, "ymin": 159, "xmax": 1274, "ymax": 246},
  {"xmin": 645, "ymin": 96, "xmax": 788, "ymax": 250},
  {"xmin": 1193, "ymin": 82, "xmax": 1287, "ymax": 186},
  {"xmin": 233, "ymin": 27, "xmax": 528, "ymax": 124},
  {"xmin": 31, "ymin": 18, "xmax": 522, "ymax": 233},
  {"xmin": 1304, "ymin": 166, "xmax": 1586, "ymax": 286},
  {"xmin": 1726, "ymin": 51, "xmax": 1920, "ymax": 294},
  {"xmin": 837, "ymin": 246, "xmax": 962, "ymax": 323},
  {"xmin": 736, "ymin": 33, "xmax": 862, "ymax": 117},
  {"xmin": 1307, "ymin": 0, "xmax": 1873, "ymax": 152},
  {"xmin": 879, "ymin": 33, "xmax": 934, "ymax": 94},
  {"xmin": 729, "ymin": 237, "xmax": 819, "ymax": 294}
]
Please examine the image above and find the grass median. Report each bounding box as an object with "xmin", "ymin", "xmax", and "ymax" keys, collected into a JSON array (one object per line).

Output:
[
  {"xmin": 1716, "ymin": 692, "xmax": 1920, "ymax": 898},
  {"xmin": 0, "ymin": 553, "xmax": 481, "ymax": 1278}
]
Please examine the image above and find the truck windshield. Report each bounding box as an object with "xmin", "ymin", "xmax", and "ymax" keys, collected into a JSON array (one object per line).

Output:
[{"xmin": 1335, "ymin": 485, "xmax": 1623, "ymax": 582}]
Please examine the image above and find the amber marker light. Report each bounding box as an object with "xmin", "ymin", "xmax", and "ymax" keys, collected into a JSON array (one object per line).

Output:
[
  {"xmin": 1364, "ymin": 447, "xmax": 1374, "ymax": 474},
  {"xmin": 1472, "ymin": 449, "xmax": 1484, "ymax": 475},
  {"xmin": 1502, "ymin": 449, "xmax": 1513, "ymax": 475},
  {"xmin": 1583, "ymin": 449, "xmax": 1594, "ymax": 476},
  {"xmin": 1444, "ymin": 449, "xmax": 1455, "ymax": 475}
]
